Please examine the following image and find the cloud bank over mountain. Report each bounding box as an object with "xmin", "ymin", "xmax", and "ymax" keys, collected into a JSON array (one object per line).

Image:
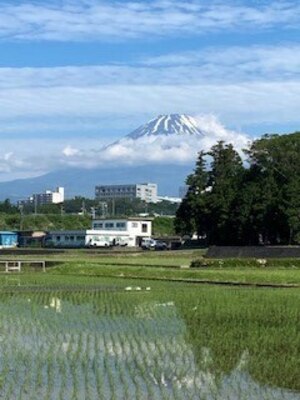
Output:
[
  {"xmin": 94, "ymin": 114, "xmax": 249, "ymax": 166},
  {"xmin": 0, "ymin": 114, "xmax": 249, "ymax": 180}
]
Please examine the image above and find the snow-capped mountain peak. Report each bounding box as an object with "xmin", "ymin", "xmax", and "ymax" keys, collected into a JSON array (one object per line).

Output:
[{"xmin": 127, "ymin": 114, "xmax": 206, "ymax": 139}]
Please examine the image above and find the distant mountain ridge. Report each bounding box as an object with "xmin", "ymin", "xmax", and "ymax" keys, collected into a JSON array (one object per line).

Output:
[{"xmin": 0, "ymin": 165, "xmax": 192, "ymax": 201}]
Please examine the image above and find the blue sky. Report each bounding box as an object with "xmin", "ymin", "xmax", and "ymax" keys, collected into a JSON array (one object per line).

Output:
[{"xmin": 0, "ymin": 0, "xmax": 299, "ymax": 180}]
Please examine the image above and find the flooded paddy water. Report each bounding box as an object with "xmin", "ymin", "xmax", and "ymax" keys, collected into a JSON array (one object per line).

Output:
[{"xmin": 0, "ymin": 275, "xmax": 299, "ymax": 399}]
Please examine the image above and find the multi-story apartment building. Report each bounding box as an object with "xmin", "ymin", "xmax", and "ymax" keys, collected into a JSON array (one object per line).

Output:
[
  {"xmin": 19, "ymin": 187, "xmax": 65, "ymax": 207},
  {"xmin": 95, "ymin": 183, "xmax": 158, "ymax": 203}
]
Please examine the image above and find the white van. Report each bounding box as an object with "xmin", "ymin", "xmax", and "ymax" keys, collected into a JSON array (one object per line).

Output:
[
  {"xmin": 141, "ymin": 238, "xmax": 156, "ymax": 250},
  {"xmin": 87, "ymin": 236, "xmax": 111, "ymax": 248}
]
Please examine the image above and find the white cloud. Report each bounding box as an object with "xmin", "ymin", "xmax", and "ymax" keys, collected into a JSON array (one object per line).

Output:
[
  {"xmin": 0, "ymin": 151, "xmax": 29, "ymax": 174},
  {"xmin": 62, "ymin": 145, "xmax": 80, "ymax": 157},
  {"xmin": 1, "ymin": 44, "xmax": 300, "ymax": 89},
  {"xmin": 0, "ymin": 1, "xmax": 298, "ymax": 41},
  {"xmin": 142, "ymin": 44, "xmax": 300, "ymax": 81},
  {"xmin": 95, "ymin": 115, "xmax": 250, "ymax": 165},
  {"xmin": 0, "ymin": 114, "xmax": 250, "ymax": 179},
  {"xmin": 0, "ymin": 82, "xmax": 299, "ymax": 125}
]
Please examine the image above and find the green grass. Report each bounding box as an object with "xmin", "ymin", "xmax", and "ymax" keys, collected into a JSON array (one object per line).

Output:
[
  {"xmin": 1, "ymin": 249, "xmax": 300, "ymax": 285},
  {"xmin": 46, "ymin": 261, "xmax": 300, "ymax": 286}
]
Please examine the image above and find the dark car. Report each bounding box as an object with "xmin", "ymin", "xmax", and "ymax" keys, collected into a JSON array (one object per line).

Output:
[{"xmin": 154, "ymin": 240, "xmax": 168, "ymax": 251}]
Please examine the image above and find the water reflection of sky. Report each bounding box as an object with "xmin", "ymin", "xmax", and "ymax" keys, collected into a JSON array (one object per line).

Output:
[{"xmin": 0, "ymin": 295, "xmax": 298, "ymax": 400}]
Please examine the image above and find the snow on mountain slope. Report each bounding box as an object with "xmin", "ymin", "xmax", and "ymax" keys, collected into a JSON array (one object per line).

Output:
[
  {"xmin": 127, "ymin": 114, "xmax": 206, "ymax": 138},
  {"xmin": 103, "ymin": 114, "xmax": 249, "ymax": 165}
]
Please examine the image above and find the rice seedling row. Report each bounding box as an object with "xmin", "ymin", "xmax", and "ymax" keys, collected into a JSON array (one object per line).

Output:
[{"xmin": 0, "ymin": 275, "xmax": 299, "ymax": 399}]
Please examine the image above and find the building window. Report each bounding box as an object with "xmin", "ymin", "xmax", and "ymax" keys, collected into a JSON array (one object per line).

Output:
[
  {"xmin": 116, "ymin": 222, "xmax": 126, "ymax": 229},
  {"xmin": 94, "ymin": 223, "xmax": 103, "ymax": 229},
  {"xmin": 142, "ymin": 223, "xmax": 148, "ymax": 233},
  {"xmin": 56, "ymin": 236, "xmax": 61, "ymax": 241},
  {"xmin": 132, "ymin": 222, "xmax": 138, "ymax": 228},
  {"xmin": 105, "ymin": 223, "xmax": 114, "ymax": 229}
]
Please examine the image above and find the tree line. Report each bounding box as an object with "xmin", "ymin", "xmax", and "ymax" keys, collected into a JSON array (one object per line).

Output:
[
  {"xmin": 175, "ymin": 132, "xmax": 300, "ymax": 245},
  {"xmin": 0, "ymin": 197, "xmax": 178, "ymax": 217}
]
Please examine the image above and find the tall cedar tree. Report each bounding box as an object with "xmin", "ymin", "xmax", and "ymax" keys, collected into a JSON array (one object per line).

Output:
[
  {"xmin": 175, "ymin": 151, "xmax": 209, "ymax": 237},
  {"xmin": 206, "ymin": 141, "xmax": 244, "ymax": 244},
  {"xmin": 175, "ymin": 132, "xmax": 300, "ymax": 245},
  {"xmin": 246, "ymin": 132, "xmax": 300, "ymax": 244}
]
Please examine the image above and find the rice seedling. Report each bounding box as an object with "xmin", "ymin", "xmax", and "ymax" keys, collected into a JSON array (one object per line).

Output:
[{"xmin": 0, "ymin": 274, "xmax": 298, "ymax": 399}]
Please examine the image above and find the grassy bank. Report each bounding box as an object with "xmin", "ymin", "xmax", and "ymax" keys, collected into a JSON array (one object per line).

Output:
[
  {"xmin": 1, "ymin": 249, "xmax": 300, "ymax": 286},
  {"xmin": 48, "ymin": 261, "xmax": 300, "ymax": 286}
]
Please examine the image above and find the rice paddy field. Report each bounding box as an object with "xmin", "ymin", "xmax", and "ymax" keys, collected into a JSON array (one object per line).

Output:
[{"xmin": 0, "ymin": 251, "xmax": 299, "ymax": 399}]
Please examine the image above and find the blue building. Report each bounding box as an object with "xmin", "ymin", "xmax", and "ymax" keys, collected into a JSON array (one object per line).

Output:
[{"xmin": 0, "ymin": 232, "xmax": 18, "ymax": 248}]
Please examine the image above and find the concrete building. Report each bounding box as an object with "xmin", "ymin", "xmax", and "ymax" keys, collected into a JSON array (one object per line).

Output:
[
  {"xmin": 95, "ymin": 183, "xmax": 158, "ymax": 203},
  {"xmin": 47, "ymin": 217, "xmax": 152, "ymax": 248},
  {"xmin": 19, "ymin": 187, "xmax": 64, "ymax": 207},
  {"xmin": 92, "ymin": 218, "xmax": 152, "ymax": 246}
]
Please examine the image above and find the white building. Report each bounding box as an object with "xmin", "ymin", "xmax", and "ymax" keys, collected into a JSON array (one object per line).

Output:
[
  {"xmin": 47, "ymin": 217, "xmax": 152, "ymax": 248},
  {"xmin": 33, "ymin": 187, "xmax": 64, "ymax": 205},
  {"xmin": 95, "ymin": 183, "xmax": 158, "ymax": 203},
  {"xmin": 19, "ymin": 187, "xmax": 64, "ymax": 207}
]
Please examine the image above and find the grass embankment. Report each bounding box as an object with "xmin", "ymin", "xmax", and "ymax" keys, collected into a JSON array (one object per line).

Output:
[
  {"xmin": 49, "ymin": 262, "xmax": 300, "ymax": 286},
  {"xmin": 1, "ymin": 249, "xmax": 300, "ymax": 286},
  {"xmin": 0, "ymin": 213, "xmax": 91, "ymax": 231}
]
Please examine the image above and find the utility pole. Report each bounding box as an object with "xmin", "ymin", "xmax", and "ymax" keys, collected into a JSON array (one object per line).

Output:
[
  {"xmin": 112, "ymin": 199, "xmax": 115, "ymax": 217},
  {"xmin": 19, "ymin": 205, "xmax": 24, "ymax": 231},
  {"xmin": 99, "ymin": 202, "xmax": 108, "ymax": 218},
  {"xmin": 34, "ymin": 196, "xmax": 38, "ymax": 215},
  {"xmin": 81, "ymin": 200, "xmax": 86, "ymax": 215},
  {"xmin": 91, "ymin": 207, "xmax": 96, "ymax": 219}
]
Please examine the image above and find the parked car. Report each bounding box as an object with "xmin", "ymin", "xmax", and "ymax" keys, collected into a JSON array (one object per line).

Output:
[
  {"xmin": 154, "ymin": 240, "xmax": 168, "ymax": 251},
  {"xmin": 88, "ymin": 236, "xmax": 111, "ymax": 248},
  {"xmin": 141, "ymin": 238, "xmax": 156, "ymax": 250}
]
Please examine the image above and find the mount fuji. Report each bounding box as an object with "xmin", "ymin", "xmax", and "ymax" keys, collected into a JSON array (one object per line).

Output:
[
  {"xmin": 0, "ymin": 114, "xmax": 248, "ymax": 201},
  {"xmin": 127, "ymin": 114, "xmax": 206, "ymax": 139}
]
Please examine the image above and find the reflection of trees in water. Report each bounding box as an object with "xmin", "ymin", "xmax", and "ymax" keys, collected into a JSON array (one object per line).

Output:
[
  {"xmin": 54, "ymin": 286, "xmax": 299, "ymax": 393},
  {"xmin": 177, "ymin": 288, "xmax": 300, "ymax": 393},
  {"xmin": 5, "ymin": 284, "xmax": 299, "ymax": 395}
]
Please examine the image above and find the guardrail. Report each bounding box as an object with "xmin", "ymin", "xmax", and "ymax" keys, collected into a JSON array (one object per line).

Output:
[{"xmin": 0, "ymin": 260, "xmax": 46, "ymax": 273}]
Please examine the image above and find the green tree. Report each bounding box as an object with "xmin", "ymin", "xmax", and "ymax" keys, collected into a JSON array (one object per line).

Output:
[
  {"xmin": 175, "ymin": 133, "xmax": 300, "ymax": 245},
  {"xmin": 206, "ymin": 142, "xmax": 244, "ymax": 244},
  {"xmin": 175, "ymin": 151, "xmax": 209, "ymax": 237},
  {"xmin": 246, "ymin": 132, "xmax": 300, "ymax": 244}
]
